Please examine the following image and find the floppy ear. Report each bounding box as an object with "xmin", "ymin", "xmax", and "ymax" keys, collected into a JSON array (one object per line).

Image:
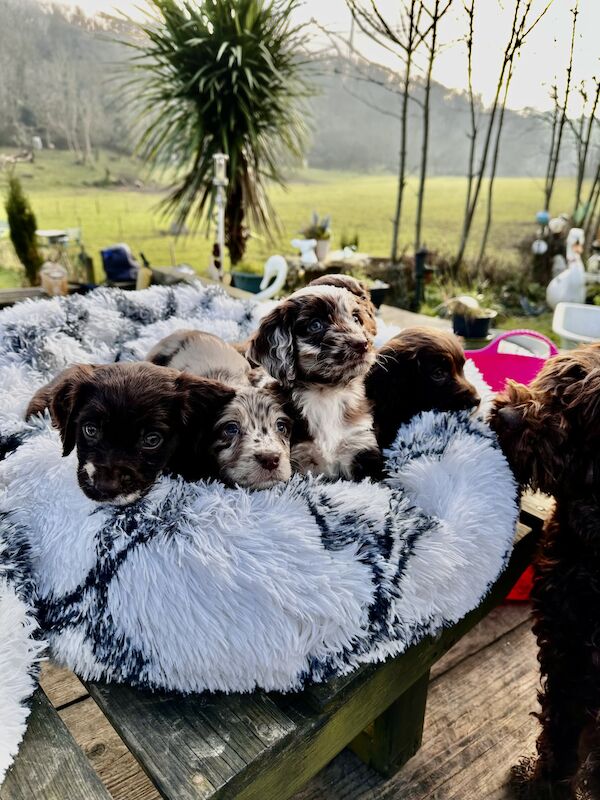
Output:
[
  {"xmin": 176, "ymin": 374, "xmax": 236, "ymax": 428},
  {"xmin": 247, "ymin": 303, "xmax": 296, "ymax": 386},
  {"xmin": 172, "ymin": 374, "xmax": 236, "ymax": 482},
  {"xmin": 490, "ymin": 381, "xmax": 547, "ymax": 488},
  {"xmin": 42, "ymin": 364, "xmax": 97, "ymax": 456}
]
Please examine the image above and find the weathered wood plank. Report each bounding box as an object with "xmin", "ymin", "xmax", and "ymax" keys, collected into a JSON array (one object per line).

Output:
[
  {"xmin": 293, "ymin": 618, "xmax": 538, "ymax": 800},
  {"xmin": 59, "ymin": 696, "xmax": 161, "ymax": 800},
  {"xmin": 349, "ymin": 670, "xmax": 430, "ymax": 777},
  {"xmin": 40, "ymin": 661, "xmax": 88, "ymax": 709},
  {"xmin": 86, "ymin": 685, "xmax": 302, "ymax": 800},
  {"xmin": 520, "ymin": 491, "xmax": 553, "ymax": 529},
  {"xmin": 431, "ymin": 603, "xmax": 531, "ymax": 680},
  {"xmin": 0, "ymin": 690, "xmax": 110, "ymax": 800}
]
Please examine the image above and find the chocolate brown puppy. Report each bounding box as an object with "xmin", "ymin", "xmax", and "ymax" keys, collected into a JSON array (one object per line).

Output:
[
  {"xmin": 366, "ymin": 327, "xmax": 480, "ymax": 449},
  {"xmin": 26, "ymin": 362, "xmax": 234, "ymax": 504},
  {"xmin": 490, "ymin": 344, "xmax": 600, "ymax": 799}
]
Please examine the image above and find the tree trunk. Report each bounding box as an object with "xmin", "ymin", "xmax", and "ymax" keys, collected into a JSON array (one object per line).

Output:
[
  {"xmin": 476, "ymin": 65, "xmax": 513, "ymax": 273},
  {"xmin": 390, "ymin": 51, "xmax": 413, "ymax": 264},
  {"xmin": 225, "ymin": 179, "xmax": 248, "ymax": 266},
  {"xmin": 415, "ymin": 1, "xmax": 439, "ymax": 251},
  {"xmin": 542, "ymin": 86, "xmax": 559, "ymax": 211},
  {"xmin": 544, "ymin": 3, "xmax": 578, "ymax": 212}
]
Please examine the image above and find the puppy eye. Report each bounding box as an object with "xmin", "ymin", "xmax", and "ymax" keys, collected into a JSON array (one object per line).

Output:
[
  {"xmin": 142, "ymin": 432, "xmax": 163, "ymax": 449},
  {"xmin": 353, "ymin": 312, "xmax": 362, "ymax": 324},
  {"xmin": 82, "ymin": 423, "xmax": 99, "ymax": 439},
  {"xmin": 223, "ymin": 422, "xmax": 241, "ymax": 437},
  {"xmin": 431, "ymin": 368, "xmax": 447, "ymax": 383},
  {"xmin": 308, "ymin": 318, "xmax": 324, "ymax": 333},
  {"xmin": 276, "ymin": 418, "xmax": 289, "ymax": 435}
]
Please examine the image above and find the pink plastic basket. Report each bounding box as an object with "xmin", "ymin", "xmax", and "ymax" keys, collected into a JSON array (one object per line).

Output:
[
  {"xmin": 465, "ymin": 329, "xmax": 558, "ymax": 393},
  {"xmin": 465, "ymin": 330, "xmax": 558, "ymax": 602}
]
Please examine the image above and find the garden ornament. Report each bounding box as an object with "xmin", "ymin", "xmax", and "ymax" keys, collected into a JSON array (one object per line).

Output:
[
  {"xmin": 254, "ymin": 255, "xmax": 288, "ymax": 301},
  {"xmin": 546, "ymin": 228, "xmax": 586, "ymax": 309},
  {"xmin": 291, "ymin": 237, "xmax": 318, "ymax": 266},
  {"xmin": 547, "ymin": 214, "xmax": 570, "ymax": 236}
]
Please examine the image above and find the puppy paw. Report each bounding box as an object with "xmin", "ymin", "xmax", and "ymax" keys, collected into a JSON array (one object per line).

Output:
[{"xmin": 510, "ymin": 757, "xmax": 573, "ymax": 800}]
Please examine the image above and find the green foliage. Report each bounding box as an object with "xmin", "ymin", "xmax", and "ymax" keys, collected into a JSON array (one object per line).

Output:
[
  {"xmin": 4, "ymin": 174, "xmax": 42, "ymax": 286},
  {"xmin": 300, "ymin": 211, "xmax": 331, "ymax": 240},
  {"xmin": 340, "ymin": 231, "xmax": 360, "ymax": 250},
  {"xmin": 124, "ymin": 0, "xmax": 312, "ymax": 265}
]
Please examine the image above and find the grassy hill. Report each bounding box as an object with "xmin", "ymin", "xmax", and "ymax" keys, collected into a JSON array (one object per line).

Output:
[{"xmin": 0, "ymin": 148, "xmax": 582, "ymax": 290}]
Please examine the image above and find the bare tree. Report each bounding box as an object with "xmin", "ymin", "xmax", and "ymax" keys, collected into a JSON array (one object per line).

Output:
[
  {"xmin": 543, "ymin": 2, "xmax": 578, "ymax": 211},
  {"xmin": 454, "ymin": 0, "xmax": 552, "ymax": 269},
  {"xmin": 461, "ymin": 0, "xmax": 477, "ymax": 272},
  {"xmin": 583, "ymin": 155, "xmax": 600, "ymax": 243},
  {"xmin": 347, "ymin": 0, "xmax": 425, "ymax": 262},
  {"xmin": 475, "ymin": 3, "xmax": 541, "ymax": 270},
  {"xmin": 573, "ymin": 79, "xmax": 600, "ymax": 212},
  {"xmin": 414, "ymin": 0, "xmax": 454, "ymax": 250}
]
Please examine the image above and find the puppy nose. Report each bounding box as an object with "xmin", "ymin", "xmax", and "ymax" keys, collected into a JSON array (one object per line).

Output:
[
  {"xmin": 255, "ymin": 452, "xmax": 281, "ymax": 471},
  {"xmin": 465, "ymin": 392, "xmax": 480, "ymax": 408},
  {"xmin": 96, "ymin": 468, "xmax": 135, "ymax": 495},
  {"xmin": 350, "ymin": 338, "xmax": 369, "ymax": 353}
]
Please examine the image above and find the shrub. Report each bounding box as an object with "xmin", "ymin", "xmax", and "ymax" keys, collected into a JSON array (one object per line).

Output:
[{"xmin": 5, "ymin": 175, "xmax": 42, "ymax": 286}]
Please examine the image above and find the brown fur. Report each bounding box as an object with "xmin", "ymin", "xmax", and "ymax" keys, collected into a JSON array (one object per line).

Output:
[
  {"xmin": 490, "ymin": 343, "xmax": 600, "ymax": 799},
  {"xmin": 366, "ymin": 327, "xmax": 480, "ymax": 448},
  {"xmin": 25, "ymin": 362, "xmax": 235, "ymax": 504}
]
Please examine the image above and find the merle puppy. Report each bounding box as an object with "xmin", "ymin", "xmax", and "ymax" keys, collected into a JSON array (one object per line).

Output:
[
  {"xmin": 26, "ymin": 362, "xmax": 234, "ymax": 504},
  {"xmin": 247, "ymin": 283, "xmax": 382, "ymax": 481},
  {"xmin": 490, "ymin": 343, "xmax": 600, "ymax": 800},
  {"xmin": 308, "ymin": 273, "xmax": 378, "ymax": 337},
  {"xmin": 147, "ymin": 329, "xmax": 260, "ymax": 388},
  {"xmin": 366, "ymin": 327, "xmax": 480, "ymax": 448}
]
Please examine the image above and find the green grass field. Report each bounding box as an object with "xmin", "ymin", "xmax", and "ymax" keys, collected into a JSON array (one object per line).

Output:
[{"xmin": 0, "ymin": 148, "xmax": 581, "ymax": 292}]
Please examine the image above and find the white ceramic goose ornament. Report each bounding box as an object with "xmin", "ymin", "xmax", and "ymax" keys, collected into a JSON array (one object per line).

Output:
[{"xmin": 546, "ymin": 228, "xmax": 586, "ymax": 309}]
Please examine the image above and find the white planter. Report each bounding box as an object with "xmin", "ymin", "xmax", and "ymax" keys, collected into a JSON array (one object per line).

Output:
[
  {"xmin": 315, "ymin": 239, "xmax": 330, "ymax": 263},
  {"xmin": 552, "ymin": 301, "xmax": 600, "ymax": 349}
]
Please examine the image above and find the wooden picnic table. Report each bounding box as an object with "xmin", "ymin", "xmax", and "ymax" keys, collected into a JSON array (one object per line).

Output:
[{"xmin": 0, "ymin": 494, "xmax": 550, "ymax": 800}]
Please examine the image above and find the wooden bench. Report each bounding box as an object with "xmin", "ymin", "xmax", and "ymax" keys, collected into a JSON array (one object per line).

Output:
[{"xmin": 0, "ymin": 494, "xmax": 549, "ymax": 800}]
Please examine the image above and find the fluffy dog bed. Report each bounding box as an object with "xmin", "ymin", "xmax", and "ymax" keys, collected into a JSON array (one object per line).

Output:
[{"xmin": 0, "ymin": 283, "xmax": 517, "ymax": 784}]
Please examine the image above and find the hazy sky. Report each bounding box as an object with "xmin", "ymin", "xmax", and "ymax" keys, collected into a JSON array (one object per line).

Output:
[{"xmin": 51, "ymin": 0, "xmax": 599, "ymax": 112}]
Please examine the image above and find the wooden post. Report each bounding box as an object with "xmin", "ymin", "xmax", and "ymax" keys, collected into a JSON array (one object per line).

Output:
[{"xmin": 349, "ymin": 669, "xmax": 431, "ymax": 777}]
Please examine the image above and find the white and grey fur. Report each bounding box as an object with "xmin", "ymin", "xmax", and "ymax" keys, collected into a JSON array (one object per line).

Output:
[
  {"xmin": 147, "ymin": 330, "xmax": 291, "ymax": 489},
  {"xmin": 147, "ymin": 330, "xmax": 253, "ymax": 388},
  {"xmin": 247, "ymin": 285, "xmax": 382, "ymax": 481}
]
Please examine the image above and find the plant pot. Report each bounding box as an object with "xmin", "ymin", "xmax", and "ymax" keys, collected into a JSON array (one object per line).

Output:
[
  {"xmin": 452, "ymin": 312, "xmax": 497, "ymax": 339},
  {"xmin": 230, "ymin": 271, "xmax": 263, "ymax": 294},
  {"xmin": 315, "ymin": 239, "xmax": 330, "ymax": 263},
  {"xmin": 369, "ymin": 285, "xmax": 389, "ymax": 309}
]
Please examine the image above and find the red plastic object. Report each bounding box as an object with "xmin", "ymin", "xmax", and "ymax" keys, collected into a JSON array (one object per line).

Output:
[
  {"xmin": 465, "ymin": 330, "xmax": 558, "ymax": 601},
  {"xmin": 465, "ymin": 329, "xmax": 558, "ymax": 393}
]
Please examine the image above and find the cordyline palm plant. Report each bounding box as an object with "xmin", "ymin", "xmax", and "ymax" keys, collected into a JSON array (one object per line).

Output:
[{"xmin": 124, "ymin": 0, "xmax": 311, "ymax": 265}]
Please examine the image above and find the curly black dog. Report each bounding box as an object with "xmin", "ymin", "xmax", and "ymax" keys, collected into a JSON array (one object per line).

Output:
[{"xmin": 491, "ymin": 342, "xmax": 600, "ymax": 800}]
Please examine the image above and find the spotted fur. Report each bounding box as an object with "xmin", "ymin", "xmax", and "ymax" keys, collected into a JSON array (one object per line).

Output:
[
  {"xmin": 248, "ymin": 285, "xmax": 382, "ymax": 480},
  {"xmin": 211, "ymin": 387, "xmax": 292, "ymax": 489}
]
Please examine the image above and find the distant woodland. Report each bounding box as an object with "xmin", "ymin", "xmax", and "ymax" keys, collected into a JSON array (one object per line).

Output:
[{"xmin": 0, "ymin": 0, "xmax": 585, "ymax": 178}]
